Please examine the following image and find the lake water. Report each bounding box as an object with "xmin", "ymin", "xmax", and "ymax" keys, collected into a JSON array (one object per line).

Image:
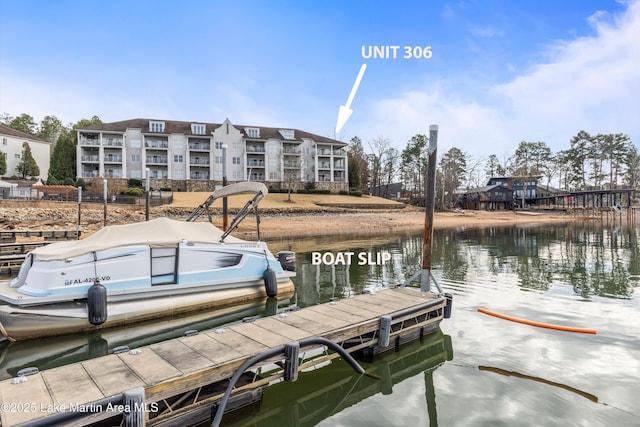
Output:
[
  {"xmin": 227, "ymin": 222, "xmax": 640, "ymax": 427},
  {"xmin": 2, "ymin": 223, "xmax": 639, "ymax": 426}
]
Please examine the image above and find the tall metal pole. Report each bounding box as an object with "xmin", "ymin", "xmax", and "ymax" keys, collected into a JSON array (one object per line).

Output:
[
  {"xmin": 145, "ymin": 168, "xmax": 150, "ymax": 221},
  {"xmin": 421, "ymin": 125, "xmax": 438, "ymax": 292},
  {"xmin": 222, "ymin": 144, "xmax": 228, "ymax": 230},
  {"xmin": 103, "ymin": 179, "xmax": 108, "ymax": 227},
  {"xmin": 77, "ymin": 186, "xmax": 82, "ymax": 239}
]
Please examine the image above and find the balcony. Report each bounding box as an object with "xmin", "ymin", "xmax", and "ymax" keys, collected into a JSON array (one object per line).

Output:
[
  {"xmin": 146, "ymin": 156, "xmax": 168, "ymax": 164},
  {"xmin": 333, "ymin": 150, "xmax": 346, "ymax": 157},
  {"xmin": 283, "ymin": 148, "xmax": 301, "ymax": 155},
  {"xmin": 190, "ymin": 172, "xmax": 210, "ymax": 180},
  {"xmin": 79, "ymin": 137, "xmax": 100, "ymax": 146},
  {"xmin": 104, "ymin": 154, "xmax": 123, "ymax": 163},
  {"xmin": 318, "ymin": 162, "xmax": 331, "ymax": 169},
  {"xmin": 149, "ymin": 170, "xmax": 169, "ymax": 179},
  {"xmin": 246, "ymin": 146, "xmax": 265, "ymax": 153},
  {"xmin": 190, "ymin": 158, "xmax": 210, "ymax": 165},
  {"xmin": 103, "ymin": 139, "xmax": 123, "ymax": 147},
  {"xmin": 249, "ymin": 174, "xmax": 265, "ymax": 181},
  {"xmin": 81, "ymin": 155, "xmax": 99, "ymax": 162},
  {"xmin": 188, "ymin": 142, "xmax": 211, "ymax": 151},
  {"xmin": 284, "ymin": 161, "xmax": 301, "ymax": 168},
  {"xmin": 145, "ymin": 140, "xmax": 169, "ymax": 149},
  {"xmin": 104, "ymin": 170, "xmax": 123, "ymax": 178},
  {"xmin": 247, "ymin": 160, "xmax": 265, "ymax": 167},
  {"xmin": 316, "ymin": 149, "xmax": 332, "ymax": 156}
]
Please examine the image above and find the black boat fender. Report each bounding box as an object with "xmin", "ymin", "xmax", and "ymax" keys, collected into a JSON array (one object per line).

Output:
[
  {"xmin": 263, "ymin": 266, "xmax": 277, "ymax": 297},
  {"xmin": 88, "ymin": 280, "xmax": 108, "ymax": 326}
]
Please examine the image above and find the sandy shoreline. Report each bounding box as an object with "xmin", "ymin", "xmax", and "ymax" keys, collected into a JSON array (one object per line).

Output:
[{"xmin": 0, "ymin": 204, "xmax": 579, "ymax": 241}]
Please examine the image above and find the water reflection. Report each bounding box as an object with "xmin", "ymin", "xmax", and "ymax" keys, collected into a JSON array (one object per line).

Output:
[
  {"xmin": 291, "ymin": 223, "xmax": 639, "ymax": 304},
  {"xmin": 222, "ymin": 329, "xmax": 453, "ymax": 427}
]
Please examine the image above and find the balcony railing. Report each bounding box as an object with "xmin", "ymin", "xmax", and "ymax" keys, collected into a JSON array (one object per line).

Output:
[
  {"xmin": 145, "ymin": 140, "xmax": 169, "ymax": 149},
  {"xmin": 104, "ymin": 155, "xmax": 123, "ymax": 163},
  {"xmin": 284, "ymin": 161, "xmax": 301, "ymax": 168},
  {"xmin": 104, "ymin": 139, "xmax": 123, "ymax": 147},
  {"xmin": 247, "ymin": 160, "xmax": 265, "ymax": 167},
  {"xmin": 188, "ymin": 143, "xmax": 211, "ymax": 150},
  {"xmin": 246, "ymin": 146, "xmax": 265, "ymax": 153},
  {"xmin": 146, "ymin": 156, "xmax": 168, "ymax": 164},
  {"xmin": 150, "ymin": 171, "xmax": 169, "ymax": 179},
  {"xmin": 190, "ymin": 158, "xmax": 210, "ymax": 165},
  {"xmin": 81, "ymin": 155, "xmax": 99, "ymax": 162},
  {"xmin": 190, "ymin": 172, "xmax": 210, "ymax": 180},
  {"xmin": 283, "ymin": 148, "xmax": 301, "ymax": 154},
  {"xmin": 79, "ymin": 138, "xmax": 100, "ymax": 146}
]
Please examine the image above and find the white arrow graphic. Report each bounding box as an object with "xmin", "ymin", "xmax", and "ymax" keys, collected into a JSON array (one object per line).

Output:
[{"xmin": 335, "ymin": 63, "xmax": 367, "ymax": 134}]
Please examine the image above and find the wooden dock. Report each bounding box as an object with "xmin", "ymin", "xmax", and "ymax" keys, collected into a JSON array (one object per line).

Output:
[{"xmin": 0, "ymin": 287, "xmax": 447, "ymax": 427}]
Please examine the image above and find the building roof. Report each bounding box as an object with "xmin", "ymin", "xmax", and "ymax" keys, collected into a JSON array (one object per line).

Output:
[
  {"xmin": 78, "ymin": 118, "xmax": 345, "ymax": 146},
  {"xmin": 0, "ymin": 124, "xmax": 49, "ymax": 143}
]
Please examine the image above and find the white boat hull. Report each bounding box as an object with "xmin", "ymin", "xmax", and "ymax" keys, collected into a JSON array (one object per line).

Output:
[{"xmin": 0, "ymin": 278, "xmax": 295, "ymax": 341}]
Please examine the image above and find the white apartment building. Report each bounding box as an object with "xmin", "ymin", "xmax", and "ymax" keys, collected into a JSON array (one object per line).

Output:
[
  {"xmin": 76, "ymin": 118, "xmax": 348, "ymax": 192},
  {"xmin": 0, "ymin": 124, "xmax": 51, "ymax": 180}
]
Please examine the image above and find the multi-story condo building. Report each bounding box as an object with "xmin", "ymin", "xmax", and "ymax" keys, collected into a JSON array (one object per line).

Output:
[
  {"xmin": 77, "ymin": 118, "xmax": 348, "ymax": 192},
  {"xmin": 0, "ymin": 124, "xmax": 51, "ymax": 180}
]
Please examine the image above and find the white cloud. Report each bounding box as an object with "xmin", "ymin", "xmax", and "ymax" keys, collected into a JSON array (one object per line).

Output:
[{"xmin": 362, "ymin": 1, "xmax": 640, "ymax": 158}]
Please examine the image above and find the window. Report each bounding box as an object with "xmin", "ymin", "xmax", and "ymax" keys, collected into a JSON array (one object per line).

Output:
[
  {"xmin": 215, "ymin": 141, "xmax": 224, "ymax": 149},
  {"xmin": 232, "ymin": 171, "xmax": 242, "ymax": 179},
  {"xmin": 174, "ymin": 155, "xmax": 183, "ymax": 163},
  {"xmin": 2, "ymin": 138, "xmax": 6, "ymax": 145},
  {"xmin": 150, "ymin": 121, "xmax": 165, "ymax": 132},
  {"xmin": 174, "ymin": 170, "xmax": 185, "ymax": 179},
  {"xmin": 191, "ymin": 124, "xmax": 205, "ymax": 135},
  {"xmin": 215, "ymin": 156, "xmax": 223, "ymax": 164},
  {"xmin": 131, "ymin": 139, "xmax": 141, "ymax": 148},
  {"xmin": 14, "ymin": 154, "xmax": 20, "ymax": 159},
  {"xmin": 232, "ymin": 157, "xmax": 240, "ymax": 164},
  {"xmin": 131, "ymin": 154, "xmax": 141, "ymax": 163},
  {"xmin": 245, "ymin": 128, "xmax": 260, "ymax": 138},
  {"xmin": 269, "ymin": 171, "xmax": 280, "ymax": 180},
  {"xmin": 279, "ymin": 129, "xmax": 294, "ymax": 140}
]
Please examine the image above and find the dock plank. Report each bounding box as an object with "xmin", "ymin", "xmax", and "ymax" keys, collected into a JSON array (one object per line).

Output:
[
  {"xmin": 255, "ymin": 316, "xmax": 310, "ymax": 341},
  {"xmin": 290, "ymin": 307, "xmax": 351, "ymax": 330},
  {"xmin": 318, "ymin": 300, "xmax": 379, "ymax": 320},
  {"xmin": 150, "ymin": 340, "xmax": 214, "ymax": 374},
  {"xmin": 204, "ymin": 328, "xmax": 268, "ymax": 356},
  {"xmin": 305, "ymin": 304, "xmax": 370, "ymax": 324},
  {"xmin": 118, "ymin": 347, "xmax": 182, "ymax": 385},
  {"xmin": 230, "ymin": 322, "xmax": 292, "ymax": 348},
  {"xmin": 179, "ymin": 333, "xmax": 243, "ymax": 365},
  {"xmin": 269, "ymin": 310, "xmax": 338, "ymax": 335},
  {"xmin": 83, "ymin": 354, "xmax": 145, "ymax": 396},
  {"xmin": 43, "ymin": 364, "xmax": 104, "ymax": 406},
  {"xmin": 0, "ymin": 373, "xmax": 53, "ymax": 426}
]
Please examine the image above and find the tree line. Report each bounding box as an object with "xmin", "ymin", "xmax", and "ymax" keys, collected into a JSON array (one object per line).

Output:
[
  {"xmin": 0, "ymin": 113, "xmax": 102, "ymax": 183},
  {"xmin": 347, "ymin": 131, "xmax": 638, "ymax": 210}
]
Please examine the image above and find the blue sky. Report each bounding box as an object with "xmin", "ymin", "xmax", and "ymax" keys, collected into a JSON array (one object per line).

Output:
[{"xmin": 1, "ymin": 0, "xmax": 638, "ymax": 160}]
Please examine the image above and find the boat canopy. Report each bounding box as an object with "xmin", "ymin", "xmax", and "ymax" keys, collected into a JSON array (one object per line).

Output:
[{"xmin": 30, "ymin": 217, "xmax": 246, "ymax": 261}]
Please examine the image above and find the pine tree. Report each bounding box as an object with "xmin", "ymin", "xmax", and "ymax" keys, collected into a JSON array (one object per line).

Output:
[
  {"xmin": 0, "ymin": 151, "xmax": 6, "ymax": 176},
  {"xmin": 16, "ymin": 142, "xmax": 40, "ymax": 179}
]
